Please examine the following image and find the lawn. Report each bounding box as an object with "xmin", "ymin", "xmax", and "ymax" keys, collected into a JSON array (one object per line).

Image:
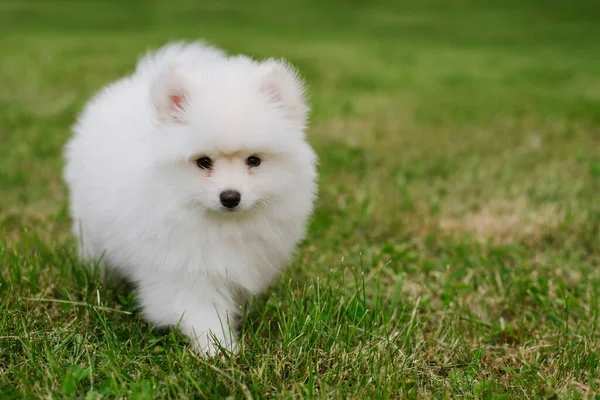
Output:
[{"xmin": 1, "ymin": 0, "xmax": 600, "ymax": 398}]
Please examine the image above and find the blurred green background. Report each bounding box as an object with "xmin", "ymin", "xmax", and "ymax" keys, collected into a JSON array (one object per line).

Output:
[{"xmin": 1, "ymin": 0, "xmax": 599, "ymax": 398}]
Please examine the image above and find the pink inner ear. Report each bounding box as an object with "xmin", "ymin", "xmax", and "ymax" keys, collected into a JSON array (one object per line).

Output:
[
  {"xmin": 262, "ymin": 84, "xmax": 282, "ymax": 103},
  {"xmin": 170, "ymin": 94, "xmax": 184, "ymax": 110}
]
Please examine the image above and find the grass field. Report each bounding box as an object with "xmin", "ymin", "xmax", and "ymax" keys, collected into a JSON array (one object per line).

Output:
[{"xmin": 1, "ymin": 0, "xmax": 600, "ymax": 398}]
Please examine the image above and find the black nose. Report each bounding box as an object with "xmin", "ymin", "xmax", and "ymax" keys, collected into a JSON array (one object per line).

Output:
[{"xmin": 220, "ymin": 190, "xmax": 241, "ymax": 209}]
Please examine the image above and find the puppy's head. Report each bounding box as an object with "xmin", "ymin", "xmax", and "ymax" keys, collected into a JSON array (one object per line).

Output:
[{"xmin": 147, "ymin": 57, "xmax": 317, "ymax": 217}]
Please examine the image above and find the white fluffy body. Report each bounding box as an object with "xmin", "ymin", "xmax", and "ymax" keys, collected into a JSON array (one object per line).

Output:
[{"xmin": 63, "ymin": 42, "xmax": 318, "ymax": 355}]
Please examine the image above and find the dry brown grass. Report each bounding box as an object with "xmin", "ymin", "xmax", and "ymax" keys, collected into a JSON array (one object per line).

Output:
[{"xmin": 439, "ymin": 196, "xmax": 565, "ymax": 244}]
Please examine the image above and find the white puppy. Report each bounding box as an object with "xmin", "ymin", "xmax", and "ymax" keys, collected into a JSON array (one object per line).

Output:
[{"xmin": 63, "ymin": 42, "xmax": 318, "ymax": 355}]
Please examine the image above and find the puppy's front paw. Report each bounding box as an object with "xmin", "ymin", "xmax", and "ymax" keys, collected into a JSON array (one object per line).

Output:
[{"xmin": 186, "ymin": 327, "xmax": 238, "ymax": 357}]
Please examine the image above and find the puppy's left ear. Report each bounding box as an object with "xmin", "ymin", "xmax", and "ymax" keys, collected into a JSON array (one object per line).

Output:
[
  {"xmin": 151, "ymin": 67, "xmax": 190, "ymax": 124},
  {"xmin": 259, "ymin": 59, "xmax": 308, "ymax": 124}
]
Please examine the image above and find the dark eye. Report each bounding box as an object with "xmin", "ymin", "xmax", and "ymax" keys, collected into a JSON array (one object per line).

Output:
[
  {"xmin": 196, "ymin": 157, "xmax": 213, "ymax": 170},
  {"xmin": 246, "ymin": 156, "xmax": 261, "ymax": 168}
]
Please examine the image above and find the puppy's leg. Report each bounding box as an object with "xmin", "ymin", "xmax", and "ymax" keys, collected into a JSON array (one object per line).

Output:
[
  {"xmin": 178, "ymin": 302, "xmax": 239, "ymax": 356},
  {"xmin": 136, "ymin": 275, "xmax": 239, "ymax": 356}
]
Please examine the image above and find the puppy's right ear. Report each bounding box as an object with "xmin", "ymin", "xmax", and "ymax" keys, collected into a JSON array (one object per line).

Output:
[
  {"xmin": 258, "ymin": 59, "xmax": 308, "ymax": 124},
  {"xmin": 151, "ymin": 68, "xmax": 189, "ymax": 123}
]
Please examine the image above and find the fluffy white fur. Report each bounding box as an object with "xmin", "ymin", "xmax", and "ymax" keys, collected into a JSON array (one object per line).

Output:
[{"xmin": 63, "ymin": 41, "xmax": 317, "ymax": 355}]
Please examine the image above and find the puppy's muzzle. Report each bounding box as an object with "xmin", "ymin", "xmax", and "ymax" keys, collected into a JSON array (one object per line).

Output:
[{"xmin": 220, "ymin": 190, "xmax": 241, "ymax": 209}]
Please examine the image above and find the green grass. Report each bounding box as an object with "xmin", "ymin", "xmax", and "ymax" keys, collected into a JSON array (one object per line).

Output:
[{"xmin": 2, "ymin": 0, "xmax": 600, "ymax": 397}]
